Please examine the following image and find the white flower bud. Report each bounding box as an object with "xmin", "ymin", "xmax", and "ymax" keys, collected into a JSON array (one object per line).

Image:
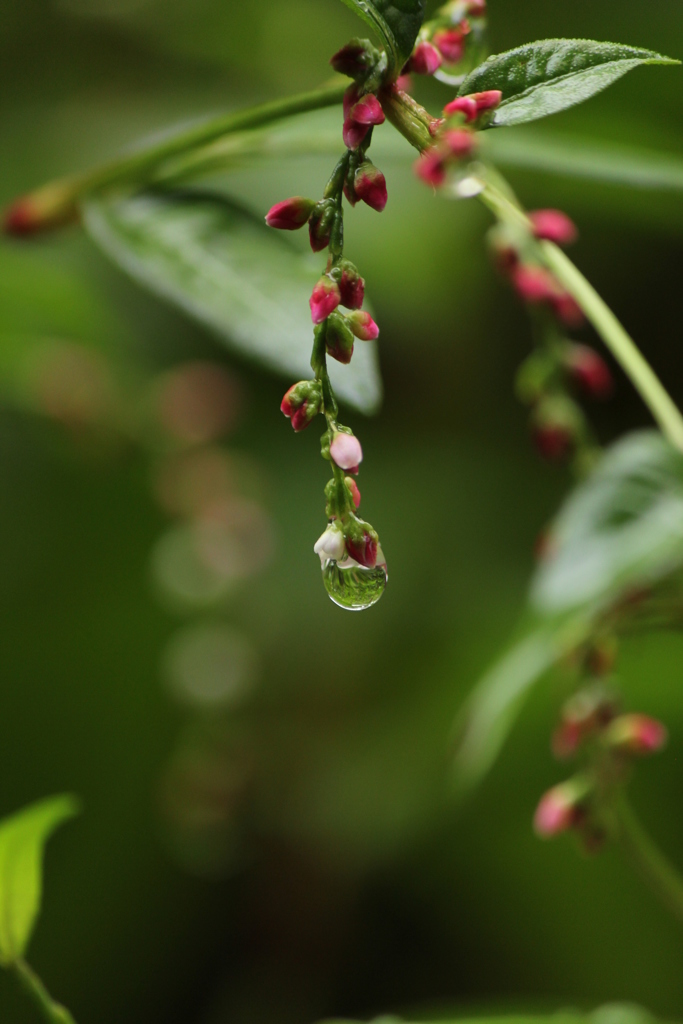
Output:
[{"xmin": 314, "ymin": 523, "xmax": 346, "ymax": 565}]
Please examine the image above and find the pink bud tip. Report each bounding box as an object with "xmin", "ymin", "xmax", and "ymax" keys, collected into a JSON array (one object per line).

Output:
[
  {"xmin": 4, "ymin": 199, "xmax": 41, "ymax": 235},
  {"xmin": 354, "ymin": 165, "xmax": 388, "ymax": 212},
  {"xmin": 512, "ymin": 265, "xmax": 557, "ymax": 305},
  {"xmin": 608, "ymin": 714, "xmax": 668, "ymax": 756},
  {"xmin": 343, "ymin": 116, "xmax": 371, "ymax": 151},
  {"xmin": 415, "ymin": 148, "xmax": 447, "ymax": 187},
  {"xmin": 339, "ymin": 268, "xmax": 365, "ymax": 310},
  {"xmin": 345, "ymin": 477, "xmax": 361, "ymax": 509},
  {"xmin": 565, "ymin": 344, "xmax": 613, "ymax": 399},
  {"xmin": 280, "ymin": 383, "xmax": 320, "ymax": 431},
  {"xmin": 330, "ymin": 432, "xmax": 363, "ymax": 471},
  {"xmin": 265, "ymin": 197, "xmax": 314, "ymax": 231},
  {"xmin": 351, "ymin": 94, "xmax": 385, "ymax": 126},
  {"xmin": 473, "ymin": 89, "xmax": 502, "ymax": 111},
  {"xmin": 330, "ymin": 41, "xmax": 370, "ymax": 78},
  {"xmin": 529, "ymin": 208, "xmax": 578, "ymax": 246},
  {"xmin": 534, "ymin": 785, "xmax": 578, "ymax": 837},
  {"xmin": 444, "ymin": 128, "xmax": 477, "ymax": 160},
  {"xmin": 310, "ymin": 277, "xmax": 341, "ymax": 324},
  {"xmin": 433, "ymin": 28, "xmax": 466, "ymax": 64},
  {"xmin": 443, "ymin": 96, "xmax": 478, "ymax": 122},
  {"xmin": 409, "ymin": 41, "xmax": 443, "ymax": 76},
  {"xmin": 348, "ymin": 311, "xmax": 379, "ymax": 341},
  {"xmin": 396, "ymin": 73, "xmax": 413, "ymax": 93},
  {"xmin": 347, "ymin": 532, "xmax": 378, "ymax": 569}
]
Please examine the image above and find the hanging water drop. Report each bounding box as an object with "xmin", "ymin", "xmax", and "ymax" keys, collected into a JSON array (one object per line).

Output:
[{"xmin": 322, "ymin": 547, "xmax": 387, "ymax": 611}]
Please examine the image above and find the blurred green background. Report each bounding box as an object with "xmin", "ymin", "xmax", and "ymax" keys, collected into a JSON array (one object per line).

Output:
[{"xmin": 2, "ymin": 2, "xmax": 683, "ymax": 1022}]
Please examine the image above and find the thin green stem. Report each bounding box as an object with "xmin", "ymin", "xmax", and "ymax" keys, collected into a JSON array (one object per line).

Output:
[
  {"xmin": 613, "ymin": 797, "xmax": 683, "ymax": 925},
  {"xmin": 478, "ymin": 178, "xmax": 683, "ymax": 453},
  {"xmin": 12, "ymin": 82, "xmax": 347, "ymax": 226},
  {"xmin": 13, "ymin": 959, "xmax": 76, "ymax": 1024}
]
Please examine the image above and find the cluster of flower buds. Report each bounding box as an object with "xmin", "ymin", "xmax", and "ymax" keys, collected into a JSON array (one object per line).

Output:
[
  {"xmin": 280, "ymin": 380, "xmax": 323, "ymax": 432},
  {"xmin": 404, "ymin": 0, "xmax": 488, "ymax": 78},
  {"xmin": 490, "ymin": 209, "xmax": 614, "ymax": 464},
  {"xmin": 414, "ymin": 90, "xmax": 501, "ymax": 187},
  {"xmin": 534, "ymin": 680, "xmax": 667, "ymax": 846}
]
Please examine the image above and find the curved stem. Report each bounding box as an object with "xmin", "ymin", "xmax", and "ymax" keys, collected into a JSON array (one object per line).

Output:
[
  {"xmin": 13, "ymin": 959, "xmax": 76, "ymax": 1024},
  {"xmin": 613, "ymin": 797, "xmax": 683, "ymax": 925},
  {"xmin": 8, "ymin": 82, "xmax": 348, "ymax": 228}
]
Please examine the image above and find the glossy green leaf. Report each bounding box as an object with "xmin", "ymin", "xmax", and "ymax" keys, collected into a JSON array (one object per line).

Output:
[
  {"xmin": 83, "ymin": 190, "xmax": 382, "ymax": 414},
  {"xmin": 532, "ymin": 431, "xmax": 683, "ymax": 617},
  {"xmin": 0, "ymin": 794, "xmax": 80, "ymax": 964},
  {"xmin": 337, "ymin": 0, "xmax": 425, "ymax": 75},
  {"xmin": 451, "ymin": 629, "xmax": 561, "ymax": 795},
  {"xmin": 459, "ymin": 39, "xmax": 679, "ymax": 127}
]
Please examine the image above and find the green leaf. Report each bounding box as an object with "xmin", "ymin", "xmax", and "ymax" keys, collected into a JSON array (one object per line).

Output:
[
  {"xmin": 337, "ymin": 0, "xmax": 425, "ymax": 75},
  {"xmin": 459, "ymin": 39, "xmax": 679, "ymax": 127},
  {"xmin": 83, "ymin": 190, "xmax": 381, "ymax": 414},
  {"xmin": 451, "ymin": 629, "xmax": 561, "ymax": 795},
  {"xmin": 0, "ymin": 794, "xmax": 80, "ymax": 964},
  {"xmin": 532, "ymin": 431, "xmax": 683, "ymax": 618}
]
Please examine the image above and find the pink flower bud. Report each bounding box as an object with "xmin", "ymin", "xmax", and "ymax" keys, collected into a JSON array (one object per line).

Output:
[
  {"xmin": 564, "ymin": 344, "xmax": 613, "ymax": 399},
  {"xmin": 408, "ymin": 41, "xmax": 443, "ymax": 76},
  {"xmin": 551, "ymin": 292, "xmax": 585, "ymax": 328},
  {"xmin": 325, "ymin": 313, "xmax": 355, "ymax": 364},
  {"xmin": 280, "ymin": 381, "xmax": 322, "ymax": 432},
  {"xmin": 433, "ymin": 28, "xmax": 467, "ymax": 64},
  {"xmin": 346, "ymin": 530, "xmax": 378, "ymax": 569},
  {"xmin": 529, "ymin": 208, "xmax": 578, "ymax": 246},
  {"xmin": 350, "ymin": 94, "xmax": 385, "ymax": 125},
  {"xmin": 396, "ymin": 73, "xmax": 413, "ymax": 93},
  {"xmin": 330, "ymin": 41, "xmax": 372, "ymax": 78},
  {"xmin": 339, "ymin": 264, "xmax": 365, "ymax": 310},
  {"xmin": 443, "ymin": 96, "xmax": 478, "ymax": 122},
  {"xmin": 330, "ymin": 432, "xmax": 363, "ymax": 470},
  {"xmin": 415, "ymin": 148, "xmax": 447, "ymax": 187},
  {"xmin": 345, "ymin": 477, "xmax": 361, "ymax": 509},
  {"xmin": 604, "ymin": 714, "xmax": 668, "ymax": 756},
  {"xmin": 534, "ymin": 782, "xmax": 582, "ymax": 837},
  {"xmin": 343, "ymin": 115, "xmax": 371, "ymax": 150},
  {"xmin": 265, "ymin": 196, "xmax": 315, "ymax": 231},
  {"xmin": 354, "ymin": 163, "xmax": 388, "ymax": 212},
  {"xmin": 444, "ymin": 128, "xmax": 477, "ymax": 160},
  {"xmin": 347, "ymin": 311, "xmax": 379, "ymax": 341},
  {"xmin": 310, "ymin": 277, "xmax": 341, "ymax": 324},
  {"xmin": 512, "ymin": 265, "xmax": 558, "ymax": 305},
  {"xmin": 473, "ymin": 89, "xmax": 502, "ymax": 111}
]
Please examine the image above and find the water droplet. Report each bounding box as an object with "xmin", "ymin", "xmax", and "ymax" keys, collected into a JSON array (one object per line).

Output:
[{"xmin": 322, "ymin": 548, "xmax": 387, "ymax": 611}]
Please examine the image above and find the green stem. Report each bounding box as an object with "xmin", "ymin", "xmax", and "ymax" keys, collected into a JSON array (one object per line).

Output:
[
  {"xmin": 478, "ymin": 179, "xmax": 683, "ymax": 452},
  {"xmin": 13, "ymin": 959, "xmax": 76, "ymax": 1024},
  {"xmin": 11, "ymin": 82, "xmax": 347, "ymax": 227},
  {"xmin": 613, "ymin": 798, "xmax": 683, "ymax": 925}
]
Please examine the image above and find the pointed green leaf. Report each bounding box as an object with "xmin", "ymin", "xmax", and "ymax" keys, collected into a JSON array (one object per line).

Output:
[
  {"xmin": 451, "ymin": 629, "xmax": 561, "ymax": 795},
  {"xmin": 338, "ymin": 0, "xmax": 425, "ymax": 75},
  {"xmin": 83, "ymin": 190, "xmax": 381, "ymax": 414},
  {"xmin": 532, "ymin": 431, "xmax": 683, "ymax": 617},
  {"xmin": 0, "ymin": 794, "xmax": 80, "ymax": 964},
  {"xmin": 459, "ymin": 39, "xmax": 679, "ymax": 127}
]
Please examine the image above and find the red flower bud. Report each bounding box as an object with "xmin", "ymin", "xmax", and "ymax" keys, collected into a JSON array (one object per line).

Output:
[
  {"xmin": 512, "ymin": 264, "xmax": 558, "ymax": 305},
  {"xmin": 532, "ymin": 424, "xmax": 575, "ymax": 462},
  {"xmin": 603, "ymin": 714, "xmax": 668, "ymax": 756},
  {"xmin": 350, "ymin": 94, "xmax": 385, "ymax": 125},
  {"xmin": 354, "ymin": 162, "xmax": 388, "ymax": 212},
  {"xmin": 342, "ymin": 116, "xmax": 371, "ymax": 150},
  {"xmin": 310, "ymin": 276, "xmax": 341, "ymax": 324},
  {"xmin": 330, "ymin": 40, "xmax": 373, "ymax": 78},
  {"xmin": 338, "ymin": 264, "xmax": 365, "ymax": 310},
  {"xmin": 280, "ymin": 381, "xmax": 322, "ymax": 432},
  {"xmin": 444, "ymin": 128, "xmax": 477, "ymax": 160},
  {"xmin": 473, "ymin": 89, "xmax": 502, "ymax": 111},
  {"xmin": 330, "ymin": 432, "xmax": 363, "ymax": 470},
  {"xmin": 551, "ymin": 292, "xmax": 585, "ymax": 328},
  {"xmin": 433, "ymin": 28, "xmax": 466, "ymax": 64},
  {"xmin": 345, "ymin": 477, "xmax": 361, "ymax": 509},
  {"xmin": 265, "ymin": 196, "xmax": 315, "ymax": 231},
  {"xmin": 3, "ymin": 188, "xmax": 77, "ymax": 236},
  {"xmin": 564, "ymin": 344, "xmax": 613, "ymax": 399},
  {"xmin": 466, "ymin": 0, "xmax": 487, "ymax": 14},
  {"xmin": 347, "ymin": 311, "xmax": 379, "ymax": 341},
  {"xmin": 443, "ymin": 96, "xmax": 478, "ymax": 122},
  {"xmin": 529, "ymin": 208, "xmax": 578, "ymax": 246},
  {"xmin": 325, "ymin": 313, "xmax": 355, "ymax": 364},
  {"xmin": 534, "ymin": 781, "xmax": 585, "ymax": 837},
  {"xmin": 415, "ymin": 148, "xmax": 447, "ymax": 187},
  {"xmin": 346, "ymin": 530, "xmax": 378, "ymax": 569},
  {"xmin": 408, "ymin": 41, "xmax": 443, "ymax": 76}
]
